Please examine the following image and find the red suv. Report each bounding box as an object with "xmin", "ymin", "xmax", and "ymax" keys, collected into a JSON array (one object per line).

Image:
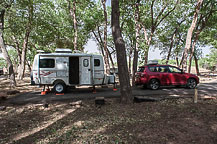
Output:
[{"xmin": 135, "ymin": 64, "xmax": 199, "ymax": 90}]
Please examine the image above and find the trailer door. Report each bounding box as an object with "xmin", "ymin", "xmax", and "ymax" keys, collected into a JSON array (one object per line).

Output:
[
  {"xmin": 69, "ymin": 57, "xmax": 79, "ymax": 84},
  {"xmin": 80, "ymin": 57, "xmax": 92, "ymax": 85}
]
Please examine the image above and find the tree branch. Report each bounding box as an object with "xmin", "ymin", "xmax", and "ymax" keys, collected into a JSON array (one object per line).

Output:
[{"xmin": 155, "ymin": 0, "xmax": 179, "ymax": 28}]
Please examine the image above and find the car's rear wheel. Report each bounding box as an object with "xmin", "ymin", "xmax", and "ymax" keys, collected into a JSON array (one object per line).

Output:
[
  {"xmin": 148, "ymin": 79, "xmax": 160, "ymax": 90},
  {"xmin": 186, "ymin": 78, "xmax": 197, "ymax": 89},
  {"xmin": 54, "ymin": 82, "xmax": 66, "ymax": 93}
]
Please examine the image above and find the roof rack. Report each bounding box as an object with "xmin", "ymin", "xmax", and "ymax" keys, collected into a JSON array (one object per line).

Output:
[{"xmin": 147, "ymin": 60, "xmax": 158, "ymax": 65}]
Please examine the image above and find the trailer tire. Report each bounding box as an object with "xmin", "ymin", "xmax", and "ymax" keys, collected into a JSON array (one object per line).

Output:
[{"xmin": 54, "ymin": 82, "xmax": 66, "ymax": 93}]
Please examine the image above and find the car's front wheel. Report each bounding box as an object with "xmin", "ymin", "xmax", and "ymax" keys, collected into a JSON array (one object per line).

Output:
[
  {"xmin": 186, "ymin": 78, "xmax": 197, "ymax": 89},
  {"xmin": 148, "ymin": 79, "xmax": 160, "ymax": 90}
]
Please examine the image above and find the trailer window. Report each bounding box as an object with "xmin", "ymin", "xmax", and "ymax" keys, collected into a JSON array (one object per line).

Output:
[
  {"xmin": 39, "ymin": 59, "xmax": 55, "ymax": 68},
  {"xmin": 83, "ymin": 59, "xmax": 89, "ymax": 67},
  {"xmin": 94, "ymin": 59, "xmax": 100, "ymax": 67}
]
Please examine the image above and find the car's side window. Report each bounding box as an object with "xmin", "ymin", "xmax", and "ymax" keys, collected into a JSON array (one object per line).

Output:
[
  {"xmin": 149, "ymin": 66, "xmax": 157, "ymax": 72},
  {"xmin": 169, "ymin": 67, "xmax": 182, "ymax": 73},
  {"xmin": 149, "ymin": 66, "xmax": 165, "ymax": 72},
  {"xmin": 159, "ymin": 66, "xmax": 169, "ymax": 73}
]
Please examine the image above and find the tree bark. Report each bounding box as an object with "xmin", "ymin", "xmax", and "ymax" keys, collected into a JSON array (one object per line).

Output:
[
  {"xmin": 132, "ymin": 0, "xmax": 140, "ymax": 86},
  {"xmin": 188, "ymin": 35, "xmax": 198, "ymax": 73},
  {"xmin": 142, "ymin": 25, "xmax": 153, "ymax": 64},
  {"xmin": 181, "ymin": 0, "xmax": 203, "ymax": 71},
  {"xmin": 166, "ymin": 23, "xmax": 183, "ymax": 65},
  {"xmin": 166, "ymin": 31, "xmax": 176, "ymax": 65},
  {"xmin": 17, "ymin": 0, "xmax": 33, "ymax": 80},
  {"xmin": 107, "ymin": 49, "xmax": 115, "ymax": 70},
  {"xmin": 101, "ymin": 0, "xmax": 110, "ymax": 74},
  {"xmin": 68, "ymin": 0, "xmax": 78, "ymax": 50},
  {"xmin": 111, "ymin": 0, "xmax": 133, "ymax": 104},
  {"xmin": 128, "ymin": 41, "xmax": 134, "ymax": 76},
  {"xmin": 73, "ymin": 0, "xmax": 78, "ymax": 50},
  {"xmin": 176, "ymin": 56, "xmax": 179, "ymax": 67},
  {"xmin": 0, "ymin": 9, "xmax": 16, "ymax": 87},
  {"xmin": 17, "ymin": 29, "xmax": 31, "ymax": 79},
  {"xmin": 194, "ymin": 54, "xmax": 200, "ymax": 75}
]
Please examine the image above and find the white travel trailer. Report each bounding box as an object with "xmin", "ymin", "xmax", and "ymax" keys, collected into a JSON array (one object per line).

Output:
[{"xmin": 31, "ymin": 49, "xmax": 115, "ymax": 93}]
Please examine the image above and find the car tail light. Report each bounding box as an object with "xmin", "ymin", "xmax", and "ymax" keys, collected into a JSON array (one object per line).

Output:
[{"xmin": 141, "ymin": 71, "xmax": 147, "ymax": 77}]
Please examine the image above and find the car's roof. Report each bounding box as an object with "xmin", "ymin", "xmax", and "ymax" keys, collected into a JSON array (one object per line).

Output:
[{"xmin": 139, "ymin": 64, "xmax": 175, "ymax": 67}]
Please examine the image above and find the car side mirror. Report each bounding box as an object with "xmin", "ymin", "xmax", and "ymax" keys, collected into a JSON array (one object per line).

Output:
[{"xmin": 180, "ymin": 70, "xmax": 184, "ymax": 74}]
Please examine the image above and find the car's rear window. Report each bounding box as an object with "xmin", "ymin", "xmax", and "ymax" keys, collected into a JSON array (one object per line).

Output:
[{"xmin": 138, "ymin": 67, "xmax": 145, "ymax": 72}]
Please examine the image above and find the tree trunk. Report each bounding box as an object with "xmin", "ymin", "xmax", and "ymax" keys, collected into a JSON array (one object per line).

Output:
[
  {"xmin": 188, "ymin": 6, "xmax": 213, "ymax": 73},
  {"xmin": 108, "ymin": 49, "xmax": 115, "ymax": 70},
  {"xmin": 188, "ymin": 35, "xmax": 199, "ymax": 73},
  {"xmin": 132, "ymin": 0, "xmax": 140, "ymax": 86},
  {"xmin": 73, "ymin": 0, "xmax": 78, "ymax": 50},
  {"xmin": 12, "ymin": 35, "xmax": 22, "ymax": 65},
  {"xmin": 181, "ymin": 0, "xmax": 203, "ymax": 71},
  {"xmin": 17, "ymin": 0, "xmax": 33, "ymax": 80},
  {"xmin": 68, "ymin": 0, "xmax": 78, "ymax": 50},
  {"xmin": 176, "ymin": 56, "xmax": 179, "ymax": 67},
  {"xmin": 17, "ymin": 30, "xmax": 31, "ymax": 79},
  {"xmin": 142, "ymin": 25, "xmax": 153, "ymax": 64},
  {"xmin": 102, "ymin": 0, "xmax": 110, "ymax": 74},
  {"xmin": 111, "ymin": 0, "xmax": 133, "ymax": 104},
  {"xmin": 0, "ymin": 10, "xmax": 16, "ymax": 87},
  {"xmin": 166, "ymin": 28, "xmax": 177, "ymax": 64},
  {"xmin": 132, "ymin": 50, "xmax": 138, "ymax": 85},
  {"xmin": 92, "ymin": 30, "xmax": 105, "ymax": 56},
  {"xmin": 128, "ymin": 44, "xmax": 133, "ymax": 76},
  {"xmin": 194, "ymin": 54, "xmax": 200, "ymax": 75}
]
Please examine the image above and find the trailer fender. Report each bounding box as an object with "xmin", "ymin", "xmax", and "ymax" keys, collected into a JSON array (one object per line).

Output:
[{"xmin": 53, "ymin": 79, "xmax": 66, "ymax": 86}]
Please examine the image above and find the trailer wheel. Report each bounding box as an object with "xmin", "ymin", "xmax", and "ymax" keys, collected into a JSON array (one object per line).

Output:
[{"xmin": 54, "ymin": 82, "xmax": 66, "ymax": 93}]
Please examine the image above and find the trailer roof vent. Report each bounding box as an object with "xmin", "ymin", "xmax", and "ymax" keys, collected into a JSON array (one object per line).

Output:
[
  {"xmin": 55, "ymin": 48, "xmax": 72, "ymax": 53},
  {"xmin": 36, "ymin": 50, "xmax": 45, "ymax": 53}
]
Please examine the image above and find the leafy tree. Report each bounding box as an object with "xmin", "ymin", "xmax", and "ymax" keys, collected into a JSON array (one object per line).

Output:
[
  {"xmin": 181, "ymin": 0, "xmax": 203, "ymax": 71},
  {"xmin": 112, "ymin": 0, "xmax": 133, "ymax": 103},
  {"xmin": 0, "ymin": 0, "xmax": 16, "ymax": 86},
  {"xmin": 188, "ymin": 0, "xmax": 216, "ymax": 73}
]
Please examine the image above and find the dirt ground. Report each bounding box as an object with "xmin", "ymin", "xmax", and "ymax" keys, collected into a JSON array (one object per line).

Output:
[{"xmin": 0, "ymin": 73, "xmax": 217, "ymax": 144}]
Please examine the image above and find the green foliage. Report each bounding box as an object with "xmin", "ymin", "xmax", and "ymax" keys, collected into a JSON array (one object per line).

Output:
[
  {"xmin": 200, "ymin": 48, "xmax": 217, "ymax": 70},
  {"xmin": 0, "ymin": 58, "xmax": 6, "ymax": 68},
  {"xmin": 8, "ymin": 49, "xmax": 18, "ymax": 65},
  {"xmin": 3, "ymin": 0, "xmax": 99, "ymax": 65},
  {"xmin": 158, "ymin": 59, "xmax": 177, "ymax": 65},
  {"xmin": 1, "ymin": 0, "xmax": 216, "ymax": 71}
]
